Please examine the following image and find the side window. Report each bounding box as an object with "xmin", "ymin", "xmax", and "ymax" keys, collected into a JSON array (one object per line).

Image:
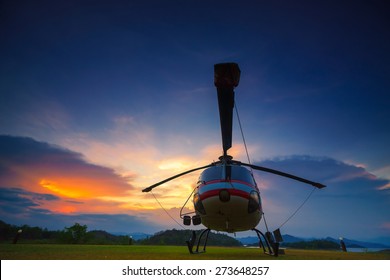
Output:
[{"xmin": 232, "ymin": 166, "xmax": 255, "ymax": 185}]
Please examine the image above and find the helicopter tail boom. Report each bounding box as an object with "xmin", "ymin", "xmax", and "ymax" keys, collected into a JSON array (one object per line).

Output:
[{"xmin": 214, "ymin": 63, "xmax": 241, "ymax": 156}]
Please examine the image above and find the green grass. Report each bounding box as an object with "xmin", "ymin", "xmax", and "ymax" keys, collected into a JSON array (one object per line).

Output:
[{"xmin": 1, "ymin": 244, "xmax": 389, "ymax": 260}]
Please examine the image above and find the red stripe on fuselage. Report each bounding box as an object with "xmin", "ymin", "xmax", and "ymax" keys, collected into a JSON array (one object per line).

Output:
[
  {"xmin": 200, "ymin": 188, "xmax": 250, "ymax": 200},
  {"xmin": 198, "ymin": 179, "xmax": 257, "ymax": 201}
]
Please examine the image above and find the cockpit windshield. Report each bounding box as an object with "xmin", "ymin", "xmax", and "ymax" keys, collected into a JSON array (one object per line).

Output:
[
  {"xmin": 198, "ymin": 165, "xmax": 255, "ymax": 186},
  {"xmin": 198, "ymin": 166, "xmax": 223, "ymax": 182}
]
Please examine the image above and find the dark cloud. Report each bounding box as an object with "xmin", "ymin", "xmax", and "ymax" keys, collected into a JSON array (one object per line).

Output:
[
  {"xmin": 253, "ymin": 155, "xmax": 390, "ymax": 239},
  {"xmin": 0, "ymin": 135, "xmax": 75, "ymax": 163},
  {"xmin": 0, "ymin": 187, "xmax": 56, "ymax": 220},
  {"xmin": 255, "ymin": 155, "xmax": 389, "ymax": 195},
  {"xmin": 0, "ymin": 187, "xmax": 41, "ymax": 208},
  {"xmin": 0, "ymin": 187, "xmax": 59, "ymax": 202},
  {"xmin": 0, "ymin": 135, "xmax": 125, "ymax": 180}
]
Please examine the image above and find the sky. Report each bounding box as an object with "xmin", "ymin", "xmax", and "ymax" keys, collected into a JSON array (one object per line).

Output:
[{"xmin": 1, "ymin": 0, "xmax": 389, "ymax": 244}]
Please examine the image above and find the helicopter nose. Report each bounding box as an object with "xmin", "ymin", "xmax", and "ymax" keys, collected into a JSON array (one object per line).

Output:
[{"xmin": 219, "ymin": 189, "xmax": 230, "ymax": 202}]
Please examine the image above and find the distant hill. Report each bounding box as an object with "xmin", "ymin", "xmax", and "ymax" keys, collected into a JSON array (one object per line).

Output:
[
  {"xmin": 324, "ymin": 237, "xmax": 388, "ymax": 249},
  {"xmin": 129, "ymin": 232, "xmax": 151, "ymax": 241},
  {"xmin": 239, "ymin": 235, "xmax": 340, "ymax": 250},
  {"xmin": 237, "ymin": 233, "xmax": 390, "ymax": 249},
  {"xmin": 366, "ymin": 236, "xmax": 390, "ymax": 246},
  {"xmin": 109, "ymin": 232, "xmax": 151, "ymax": 241},
  {"xmin": 86, "ymin": 230, "xmax": 131, "ymax": 245},
  {"xmin": 283, "ymin": 239, "xmax": 340, "ymax": 250},
  {"xmin": 140, "ymin": 229, "xmax": 242, "ymax": 246},
  {"xmin": 238, "ymin": 234, "xmax": 304, "ymax": 245}
]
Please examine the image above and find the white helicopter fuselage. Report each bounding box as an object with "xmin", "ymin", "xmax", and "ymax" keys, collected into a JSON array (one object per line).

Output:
[{"xmin": 193, "ymin": 164, "xmax": 263, "ymax": 233}]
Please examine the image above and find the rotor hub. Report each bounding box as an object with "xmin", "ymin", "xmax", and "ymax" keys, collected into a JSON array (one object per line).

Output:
[{"xmin": 219, "ymin": 155, "xmax": 233, "ymax": 163}]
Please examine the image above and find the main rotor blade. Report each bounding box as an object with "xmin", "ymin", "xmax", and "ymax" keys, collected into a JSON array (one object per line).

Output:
[
  {"xmin": 214, "ymin": 63, "xmax": 241, "ymax": 156},
  {"xmin": 142, "ymin": 163, "xmax": 215, "ymax": 192},
  {"xmin": 238, "ymin": 162, "xmax": 326, "ymax": 189}
]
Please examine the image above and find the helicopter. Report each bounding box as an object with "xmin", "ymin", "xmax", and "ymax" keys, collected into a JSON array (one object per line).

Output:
[{"xmin": 142, "ymin": 63, "xmax": 326, "ymax": 256}]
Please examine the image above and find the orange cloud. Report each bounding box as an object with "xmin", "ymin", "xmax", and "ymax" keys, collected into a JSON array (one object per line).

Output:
[{"xmin": 0, "ymin": 136, "xmax": 136, "ymax": 216}]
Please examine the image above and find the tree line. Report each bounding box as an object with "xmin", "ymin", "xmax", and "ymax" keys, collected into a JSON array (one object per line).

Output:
[
  {"xmin": 0, "ymin": 220, "xmax": 241, "ymax": 246},
  {"xmin": 0, "ymin": 220, "xmax": 131, "ymax": 245},
  {"xmin": 139, "ymin": 229, "xmax": 242, "ymax": 246}
]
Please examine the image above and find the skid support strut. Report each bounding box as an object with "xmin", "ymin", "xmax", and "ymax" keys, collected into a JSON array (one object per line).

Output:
[
  {"xmin": 186, "ymin": 229, "xmax": 211, "ymax": 254},
  {"xmin": 252, "ymin": 228, "xmax": 280, "ymax": 257}
]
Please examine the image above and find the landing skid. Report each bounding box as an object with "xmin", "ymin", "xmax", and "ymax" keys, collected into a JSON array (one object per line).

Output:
[
  {"xmin": 186, "ymin": 228, "xmax": 280, "ymax": 256},
  {"xmin": 186, "ymin": 229, "xmax": 211, "ymax": 254},
  {"xmin": 252, "ymin": 228, "xmax": 280, "ymax": 257}
]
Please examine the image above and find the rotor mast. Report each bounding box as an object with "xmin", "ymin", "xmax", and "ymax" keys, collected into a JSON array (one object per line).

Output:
[{"xmin": 214, "ymin": 63, "xmax": 241, "ymax": 159}]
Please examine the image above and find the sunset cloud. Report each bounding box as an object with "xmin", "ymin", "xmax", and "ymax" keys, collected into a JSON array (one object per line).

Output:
[{"xmin": 0, "ymin": 135, "xmax": 132, "ymax": 196}]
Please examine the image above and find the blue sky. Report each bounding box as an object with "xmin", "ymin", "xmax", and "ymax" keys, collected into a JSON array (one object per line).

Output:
[{"xmin": 1, "ymin": 0, "xmax": 389, "ymax": 243}]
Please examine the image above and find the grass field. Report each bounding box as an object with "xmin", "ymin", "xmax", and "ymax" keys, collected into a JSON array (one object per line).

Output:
[{"xmin": 1, "ymin": 244, "xmax": 389, "ymax": 260}]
